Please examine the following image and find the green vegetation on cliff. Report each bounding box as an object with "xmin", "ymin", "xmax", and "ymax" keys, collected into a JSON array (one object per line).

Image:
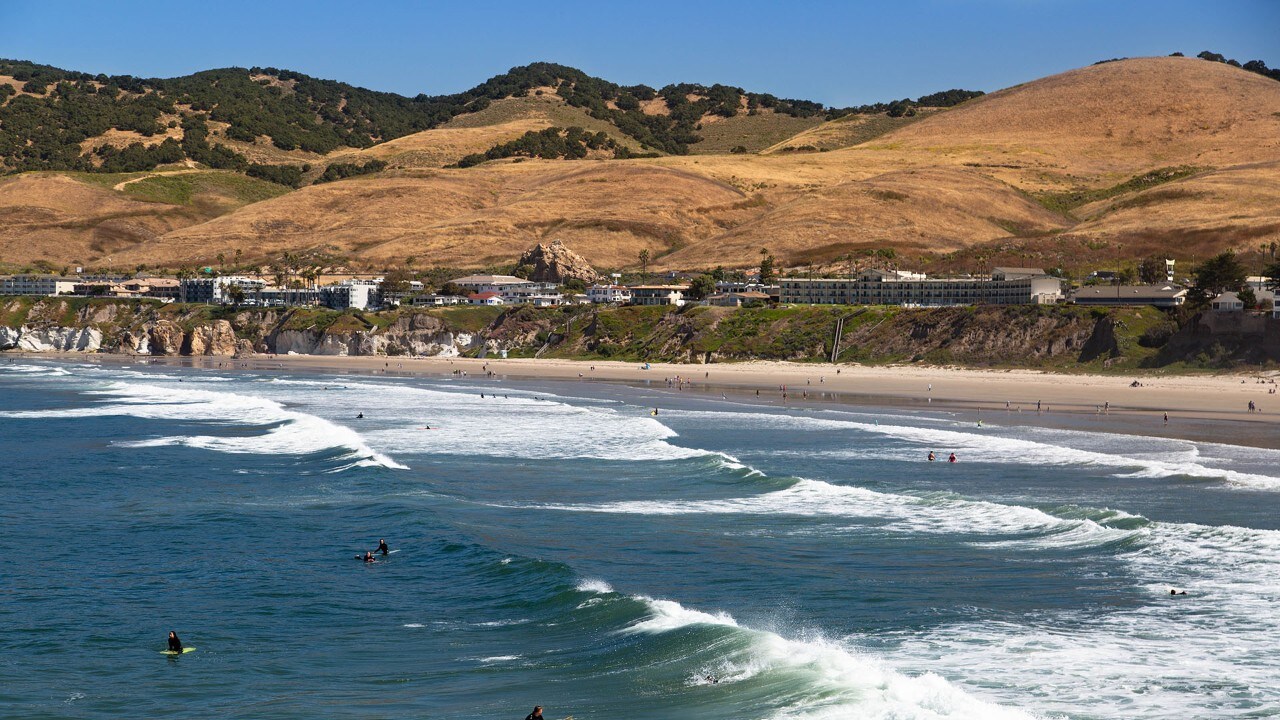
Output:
[{"xmin": 3, "ymin": 298, "xmax": 1273, "ymax": 371}]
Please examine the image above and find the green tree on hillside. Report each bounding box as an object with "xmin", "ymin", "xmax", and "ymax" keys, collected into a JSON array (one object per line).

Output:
[
  {"xmin": 1262, "ymin": 260, "xmax": 1280, "ymax": 292},
  {"xmin": 759, "ymin": 249, "xmax": 776, "ymax": 284},
  {"xmin": 1191, "ymin": 251, "xmax": 1247, "ymax": 304},
  {"xmin": 638, "ymin": 249, "xmax": 650, "ymax": 274},
  {"xmin": 1237, "ymin": 285, "xmax": 1258, "ymax": 309},
  {"xmin": 687, "ymin": 274, "xmax": 717, "ymax": 300},
  {"xmin": 1137, "ymin": 257, "xmax": 1169, "ymax": 284}
]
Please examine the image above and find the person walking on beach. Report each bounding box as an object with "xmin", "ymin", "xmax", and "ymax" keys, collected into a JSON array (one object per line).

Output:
[
  {"xmin": 167, "ymin": 631, "xmax": 183, "ymax": 653},
  {"xmin": 1164, "ymin": 412, "xmax": 1169, "ymax": 425},
  {"xmin": 525, "ymin": 706, "xmax": 544, "ymax": 720}
]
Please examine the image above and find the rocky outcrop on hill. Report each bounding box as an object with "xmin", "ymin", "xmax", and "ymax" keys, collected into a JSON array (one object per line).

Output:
[
  {"xmin": 517, "ymin": 239, "xmax": 598, "ymax": 284},
  {"xmin": 183, "ymin": 320, "xmax": 238, "ymax": 356}
]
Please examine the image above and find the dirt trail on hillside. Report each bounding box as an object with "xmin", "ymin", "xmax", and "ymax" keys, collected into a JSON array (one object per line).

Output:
[{"xmin": 112, "ymin": 162, "xmax": 200, "ymax": 192}]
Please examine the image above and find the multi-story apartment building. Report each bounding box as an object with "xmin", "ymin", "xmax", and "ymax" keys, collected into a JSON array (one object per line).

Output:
[{"xmin": 780, "ymin": 268, "xmax": 1062, "ymax": 306}]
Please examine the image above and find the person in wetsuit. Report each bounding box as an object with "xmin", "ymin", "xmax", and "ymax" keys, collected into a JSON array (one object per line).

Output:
[
  {"xmin": 376, "ymin": 539, "xmax": 389, "ymax": 556},
  {"xmin": 168, "ymin": 631, "xmax": 183, "ymax": 653},
  {"xmin": 524, "ymin": 707, "xmax": 544, "ymax": 720}
]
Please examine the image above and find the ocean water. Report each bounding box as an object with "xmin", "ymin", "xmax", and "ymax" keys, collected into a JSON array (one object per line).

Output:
[{"xmin": 2, "ymin": 360, "xmax": 1279, "ymax": 720}]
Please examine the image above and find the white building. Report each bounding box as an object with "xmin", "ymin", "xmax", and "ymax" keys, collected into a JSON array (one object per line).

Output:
[
  {"xmin": 178, "ymin": 276, "xmax": 266, "ymax": 304},
  {"xmin": 1071, "ymin": 285, "xmax": 1188, "ymax": 307},
  {"xmin": 629, "ymin": 285, "xmax": 688, "ymax": 306},
  {"xmin": 1211, "ymin": 291, "xmax": 1244, "ymax": 312},
  {"xmin": 320, "ymin": 280, "xmax": 381, "ymax": 310},
  {"xmin": 587, "ymin": 284, "xmax": 632, "ymax": 304},
  {"xmin": 0, "ymin": 275, "xmax": 78, "ymax": 296},
  {"xmin": 451, "ymin": 274, "xmax": 536, "ymax": 294},
  {"xmin": 449, "ymin": 274, "xmax": 561, "ymax": 305},
  {"xmin": 707, "ymin": 291, "xmax": 771, "ymax": 307},
  {"xmin": 410, "ymin": 294, "xmax": 467, "ymax": 307}
]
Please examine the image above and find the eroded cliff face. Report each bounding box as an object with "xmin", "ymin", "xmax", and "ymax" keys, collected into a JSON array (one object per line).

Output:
[
  {"xmin": 3, "ymin": 297, "xmax": 1244, "ymax": 369},
  {"xmin": 0, "ymin": 299, "xmax": 489, "ymax": 358}
]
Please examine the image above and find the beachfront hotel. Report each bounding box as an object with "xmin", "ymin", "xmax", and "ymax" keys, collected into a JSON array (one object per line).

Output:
[{"xmin": 779, "ymin": 267, "xmax": 1063, "ymax": 307}]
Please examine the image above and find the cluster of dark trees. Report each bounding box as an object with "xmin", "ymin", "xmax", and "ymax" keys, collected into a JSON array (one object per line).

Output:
[
  {"xmin": 180, "ymin": 115, "xmax": 247, "ymax": 170},
  {"xmin": 457, "ymin": 126, "xmax": 621, "ymax": 167},
  {"xmin": 0, "ymin": 68, "xmax": 175, "ymax": 171},
  {"xmin": 93, "ymin": 138, "xmax": 185, "ymax": 173},
  {"xmin": 0, "ymin": 57, "xmax": 986, "ymax": 177},
  {"xmin": 246, "ymin": 163, "xmax": 305, "ymax": 188},
  {"xmin": 1193, "ymin": 51, "xmax": 1280, "ymax": 82},
  {"xmin": 314, "ymin": 159, "xmax": 387, "ymax": 183},
  {"xmin": 826, "ymin": 89, "xmax": 986, "ymax": 120}
]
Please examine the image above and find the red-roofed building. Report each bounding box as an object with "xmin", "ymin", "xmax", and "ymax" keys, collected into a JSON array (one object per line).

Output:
[{"xmin": 468, "ymin": 291, "xmax": 505, "ymax": 306}]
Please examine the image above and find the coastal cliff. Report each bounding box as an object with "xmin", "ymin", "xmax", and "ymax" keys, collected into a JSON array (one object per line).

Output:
[{"xmin": 1, "ymin": 297, "xmax": 1274, "ymax": 370}]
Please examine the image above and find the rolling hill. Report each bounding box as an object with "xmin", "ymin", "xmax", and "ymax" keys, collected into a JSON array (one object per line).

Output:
[{"xmin": 1, "ymin": 54, "xmax": 1278, "ymax": 274}]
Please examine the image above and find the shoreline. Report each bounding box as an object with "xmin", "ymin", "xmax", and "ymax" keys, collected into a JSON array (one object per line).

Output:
[{"xmin": 11, "ymin": 351, "xmax": 1278, "ymax": 428}]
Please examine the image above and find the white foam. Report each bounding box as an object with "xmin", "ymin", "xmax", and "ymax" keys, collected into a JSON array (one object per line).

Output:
[
  {"xmin": 665, "ymin": 408, "xmax": 1280, "ymax": 489},
  {"xmin": 541, "ymin": 478, "xmax": 1139, "ymax": 550},
  {"xmin": 620, "ymin": 593, "xmax": 1032, "ymax": 720},
  {"xmin": 251, "ymin": 378, "xmax": 716, "ymax": 463},
  {"xmin": 3, "ymin": 380, "xmax": 406, "ymax": 469},
  {"xmin": 402, "ymin": 623, "xmax": 425, "ymax": 628},
  {"xmin": 576, "ymin": 578, "xmax": 615, "ymax": 594}
]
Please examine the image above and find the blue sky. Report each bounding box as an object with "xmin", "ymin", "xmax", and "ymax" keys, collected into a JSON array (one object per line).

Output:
[{"xmin": 1, "ymin": 1, "xmax": 1276, "ymax": 105}]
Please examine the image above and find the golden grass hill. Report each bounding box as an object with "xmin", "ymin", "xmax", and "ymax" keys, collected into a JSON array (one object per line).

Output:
[{"xmin": 1, "ymin": 52, "xmax": 1278, "ymax": 275}]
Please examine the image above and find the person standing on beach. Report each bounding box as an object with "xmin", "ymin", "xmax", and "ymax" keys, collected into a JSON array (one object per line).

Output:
[{"xmin": 1164, "ymin": 412, "xmax": 1169, "ymax": 425}]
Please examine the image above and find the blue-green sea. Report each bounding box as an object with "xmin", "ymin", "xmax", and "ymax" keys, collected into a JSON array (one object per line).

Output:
[{"xmin": 2, "ymin": 359, "xmax": 1279, "ymax": 719}]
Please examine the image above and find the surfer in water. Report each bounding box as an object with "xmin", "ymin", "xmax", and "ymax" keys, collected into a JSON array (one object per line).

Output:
[
  {"xmin": 168, "ymin": 631, "xmax": 183, "ymax": 653},
  {"xmin": 356, "ymin": 412, "xmax": 363, "ymax": 419},
  {"xmin": 948, "ymin": 452, "xmax": 957, "ymax": 463},
  {"xmin": 525, "ymin": 706, "xmax": 544, "ymax": 720},
  {"xmin": 359, "ymin": 551, "xmax": 377, "ymax": 563},
  {"xmin": 928, "ymin": 451, "xmax": 936, "ymax": 462},
  {"xmin": 376, "ymin": 539, "xmax": 389, "ymax": 556}
]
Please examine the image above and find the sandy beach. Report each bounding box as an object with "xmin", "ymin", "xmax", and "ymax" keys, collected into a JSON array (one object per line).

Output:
[{"xmin": 20, "ymin": 352, "xmax": 1279, "ymax": 426}]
